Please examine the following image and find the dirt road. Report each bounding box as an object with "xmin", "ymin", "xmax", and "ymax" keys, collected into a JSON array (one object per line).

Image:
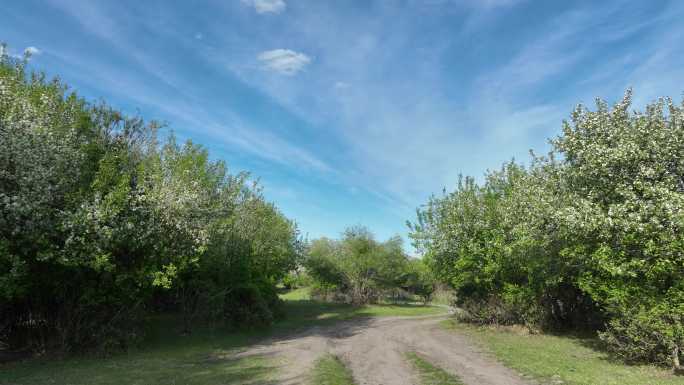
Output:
[{"xmin": 238, "ymin": 315, "xmax": 531, "ymax": 385}]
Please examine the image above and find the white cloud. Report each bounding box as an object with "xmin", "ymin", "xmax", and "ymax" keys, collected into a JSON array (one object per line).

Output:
[
  {"xmin": 257, "ymin": 49, "xmax": 310, "ymax": 75},
  {"xmin": 24, "ymin": 46, "xmax": 41, "ymax": 56},
  {"xmin": 334, "ymin": 81, "xmax": 350, "ymax": 89},
  {"xmin": 242, "ymin": 0, "xmax": 286, "ymax": 14}
]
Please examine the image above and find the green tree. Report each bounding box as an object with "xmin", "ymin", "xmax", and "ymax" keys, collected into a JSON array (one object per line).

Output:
[
  {"xmin": 0, "ymin": 45, "xmax": 302, "ymax": 352},
  {"xmin": 410, "ymin": 91, "xmax": 684, "ymax": 368},
  {"xmin": 305, "ymin": 226, "xmax": 411, "ymax": 304}
]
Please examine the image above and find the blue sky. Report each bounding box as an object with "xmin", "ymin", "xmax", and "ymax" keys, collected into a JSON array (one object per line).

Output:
[{"xmin": 3, "ymin": 0, "xmax": 684, "ymax": 250}]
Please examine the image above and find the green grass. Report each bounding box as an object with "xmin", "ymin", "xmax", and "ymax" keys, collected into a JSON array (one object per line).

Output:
[
  {"xmin": 442, "ymin": 320, "xmax": 684, "ymax": 385},
  {"xmin": 278, "ymin": 286, "xmax": 445, "ymax": 327},
  {"xmin": 279, "ymin": 286, "xmax": 311, "ymax": 300},
  {"xmin": 406, "ymin": 352, "xmax": 464, "ymax": 385},
  {"xmin": 0, "ymin": 316, "xmax": 279, "ymax": 385},
  {"xmin": 310, "ymin": 354, "xmax": 355, "ymax": 385},
  {"xmin": 0, "ymin": 289, "xmax": 443, "ymax": 385}
]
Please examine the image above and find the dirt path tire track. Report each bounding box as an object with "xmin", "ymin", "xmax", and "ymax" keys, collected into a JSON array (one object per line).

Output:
[{"xmin": 237, "ymin": 315, "xmax": 530, "ymax": 385}]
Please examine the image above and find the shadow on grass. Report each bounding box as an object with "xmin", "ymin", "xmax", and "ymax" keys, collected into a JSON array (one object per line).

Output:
[
  {"xmin": 541, "ymin": 328, "xmax": 628, "ymax": 365},
  {"xmin": 0, "ymin": 349, "xmax": 282, "ymax": 385},
  {"xmin": 445, "ymin": 319, "xmax": 684, "ymax": 384},
  {"xmin": 1, "ymin": 297, "xmax": 436, "ymax": 385},
  {"xmin": 447, "ymin": 319, "xmax": 678, "ymax": 372},
  {"xmin": 139, "ymin": 298, "xmax": 403, "ymax": 352}
]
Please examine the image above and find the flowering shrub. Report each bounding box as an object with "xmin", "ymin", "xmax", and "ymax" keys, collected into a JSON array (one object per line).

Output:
[
  {"xmin": 0, "ymin": 47, "xmax": 302, "ymax": 353},
  {"xmin": 411, "ymin": 90, "xmax": 684, "ymax": 368}
]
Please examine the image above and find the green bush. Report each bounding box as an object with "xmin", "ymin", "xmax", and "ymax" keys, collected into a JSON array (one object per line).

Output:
[
  {"xmin": 224, "ymin": 282, "xmax": 283, "ymax": 328},
  {"xmin": 411, "ymin": 91, "xmax": 684, "ymax": 367},
  {"xmin": 455, "ymin": 296, "xmax": 520, "ymax": 326},
  {"xmin": 599, "ymin": 291, "xmax": 684, "ymax": 366},
  {"xmin": 304, "ymin": 228, "xmax": 430, "ymax": 305},
  {"xmin": 0, "ymin": 47, "xmax": 301, "ymax": 353},
  {"xmin": 282, "ymin": 270, "xmax": 312, "ymax": 290}
]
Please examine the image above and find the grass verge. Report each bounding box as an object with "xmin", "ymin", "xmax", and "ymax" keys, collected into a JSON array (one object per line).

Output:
[
  {"xmin": 311, "ymin": 354, "xmax": 355, "ymax": 385},
  {"xmin": 406, "ymin": 352, "xmax": 464, "ymax": 385},
  {"xmin": 274, "ymin": 287, "xmax": 444, "ymax": 335},
  {"xmin": 442, "ymin": 320, "xmax": 684, "ymax": 385}
]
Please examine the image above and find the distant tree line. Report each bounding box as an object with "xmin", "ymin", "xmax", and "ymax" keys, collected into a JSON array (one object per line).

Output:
[
  {"xmin": 303, "ymin": 226, "xmax": 435, "ymax": 305},
  {"xmin": 0, "ymin": 47, "xmax": 302, "ymax": 354},
  {"xmin": 410, "ymin": 90, "xmax": 684, "ymax": 369}
]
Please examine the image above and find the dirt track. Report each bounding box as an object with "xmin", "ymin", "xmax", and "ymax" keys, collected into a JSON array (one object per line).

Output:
[{"xmin": 238, "ymin": 315, "xmax": 531, "ymax": 385}]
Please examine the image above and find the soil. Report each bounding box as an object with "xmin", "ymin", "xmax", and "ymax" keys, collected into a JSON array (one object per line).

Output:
[{"xmin": 237, "ymin": 315, "xmax": 531, "ymax": 385}]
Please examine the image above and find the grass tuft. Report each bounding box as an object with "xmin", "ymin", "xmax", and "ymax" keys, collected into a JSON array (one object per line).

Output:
[
  {"xmin": 406, "ymin": 352, "xmax": 464, "ymax": 385},
  {"xmin": 311, "ymin": 354, "xmax": 355, "ymax": 385}
]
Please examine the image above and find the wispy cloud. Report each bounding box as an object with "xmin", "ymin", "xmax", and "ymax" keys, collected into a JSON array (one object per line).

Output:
[
  {"xmin": 241, "ymin": 0, "xmax": 286, "ymax": 14},
  {"xmin": 51, "ymin": 49, "xmax": 330, "ymax": 175},
  {"xmin": 474, "ymin": 9, "xmax": 595, "ymax": 97},
  {"xmin": 222, "ymin": 0, "xmax": 683, "ymax": 212},
  {"xmin": 257, "ymin": 49, "xmax": 311, "ymax": 75},
  {"xmin": 212, "ymin": 119, "xmax": 332, "ymax": 173},
  {"xmin": 42, "ymin": 1, "xmax": 329, "ymax": 177},
  {"xmin": 7, "ymin": 0, "xmax": 682, "ymax": 245},
  {"xmin": 24, "ymin": 46, "xmax": 41, "ymax": 56},
  {"xmin": 412, "ymin": 0, "xmax": 523, "ymax": 9}
]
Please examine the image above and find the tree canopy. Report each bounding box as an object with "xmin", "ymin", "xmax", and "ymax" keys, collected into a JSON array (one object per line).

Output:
[
  {"xmin": 0, "ymin": 47, "xmax": 302, "ymax": 353},
  {"xmin": 410, "ymin": 90, "xmax": 684, "ymax": 368}
]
